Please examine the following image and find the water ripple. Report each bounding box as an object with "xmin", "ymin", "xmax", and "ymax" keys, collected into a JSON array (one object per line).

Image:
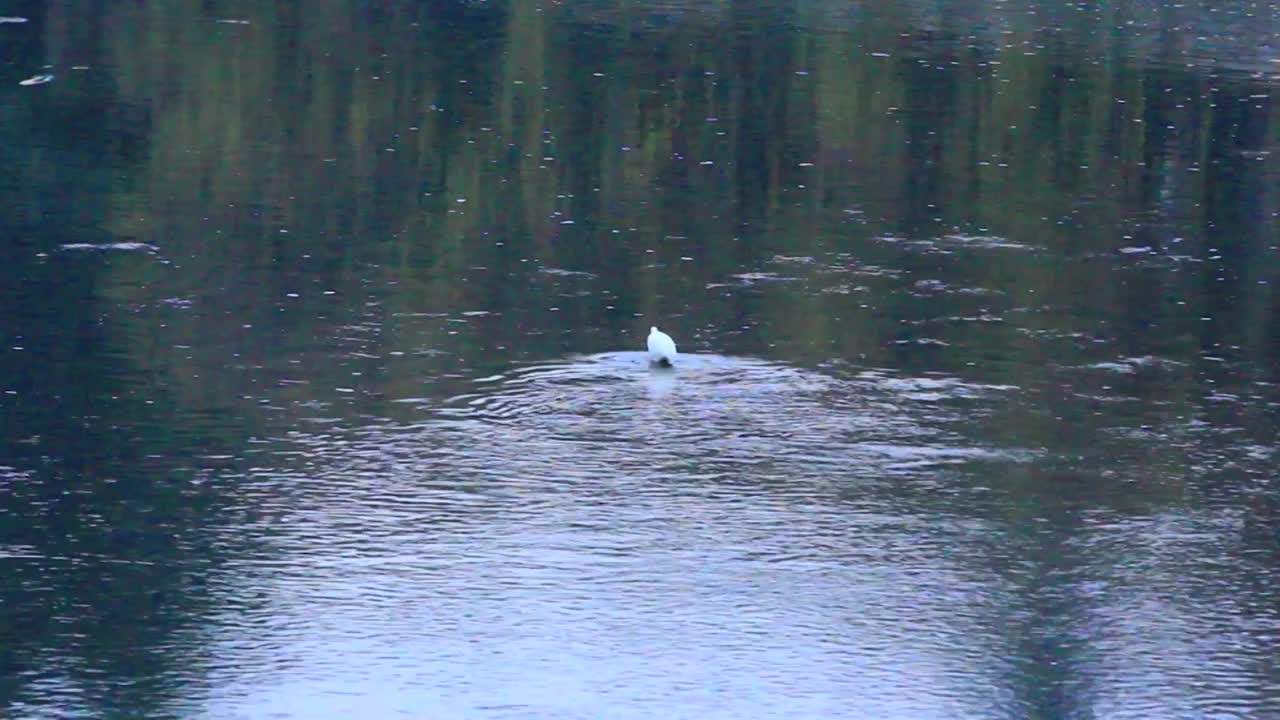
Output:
[
  {"xmin": 179, "ymin": 355, "xmax": 1048, "ymax": 717},
  {"xmin": 422, "ymin": 352, "xmax": 1027, "ymax": 483}
]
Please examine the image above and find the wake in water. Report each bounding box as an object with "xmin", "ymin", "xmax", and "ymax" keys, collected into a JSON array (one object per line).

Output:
[{"xmin": 420, "ymin": 352, "xmax": 1032, "ymax": 486}]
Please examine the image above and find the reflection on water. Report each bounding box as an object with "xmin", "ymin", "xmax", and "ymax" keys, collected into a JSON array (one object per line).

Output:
[
  {"xmin": 433, "ymin": 352, "xmax": 1023, "ymax": 475},
  {"xmin": 167, "ymin": 355, "xmax": 1267, "ymax": 719},
  {"xmin": 2, "ymin": 0, "xmax": 1279, "ymax": 717},
  {"xmin": 200, "ymin": 357, "xmax": 1032, "ymax": 718}
]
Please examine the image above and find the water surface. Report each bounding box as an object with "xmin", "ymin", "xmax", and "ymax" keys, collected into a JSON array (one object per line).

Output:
[{"xmin": 2, "ymin": 1, "xmax": 1279, "ymax": 718}]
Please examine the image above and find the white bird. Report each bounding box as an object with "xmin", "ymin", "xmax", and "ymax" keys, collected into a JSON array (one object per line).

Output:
[{"xmin": 647, "ymin": 326, "xmax": 678, "ymax": 367}]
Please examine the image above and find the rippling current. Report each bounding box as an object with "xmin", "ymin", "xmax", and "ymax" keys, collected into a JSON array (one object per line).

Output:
[
  {"xmin": 157, "ymin": 355, "xmax": 1268, "ymax": 719},
  {"xmin": 199, "ymin": 357, "xmax": 1024, "ymax": 718}
]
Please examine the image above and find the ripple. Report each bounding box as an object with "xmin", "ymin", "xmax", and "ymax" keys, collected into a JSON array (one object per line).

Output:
[
  {"xmin": 875, "ymin": 233, "xmax": 1038, "ymax": 255},
  {"xmin": 1066, "ymin": 510, "xmax": 1279, "ymax": 719},
  {"xmin": 182, "ymin": 355, "xmax": 1043, "ymax": 717},
  {"xmin": 57, "ymin": 241, "xmax": 158, "ymax": 252},
  {"xmin": 422, "ymin": 353, "xmax": 1030, "ymax": 483}
]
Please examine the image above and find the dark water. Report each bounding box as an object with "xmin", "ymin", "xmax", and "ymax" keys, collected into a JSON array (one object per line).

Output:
[{"xmin": 2, "ymin": 1, "xmax": 1279, "ymax": 717}]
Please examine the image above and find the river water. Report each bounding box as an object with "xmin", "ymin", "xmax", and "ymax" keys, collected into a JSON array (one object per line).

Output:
[{"xmin": 2, "ymin": 1, "xmax": 1278, "ymax": 718}]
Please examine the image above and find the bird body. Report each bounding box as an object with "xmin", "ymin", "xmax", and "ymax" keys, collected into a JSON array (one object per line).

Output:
[{"xmin": 647, "ymin": 326, "xmax": 678, "ymax": 367}]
